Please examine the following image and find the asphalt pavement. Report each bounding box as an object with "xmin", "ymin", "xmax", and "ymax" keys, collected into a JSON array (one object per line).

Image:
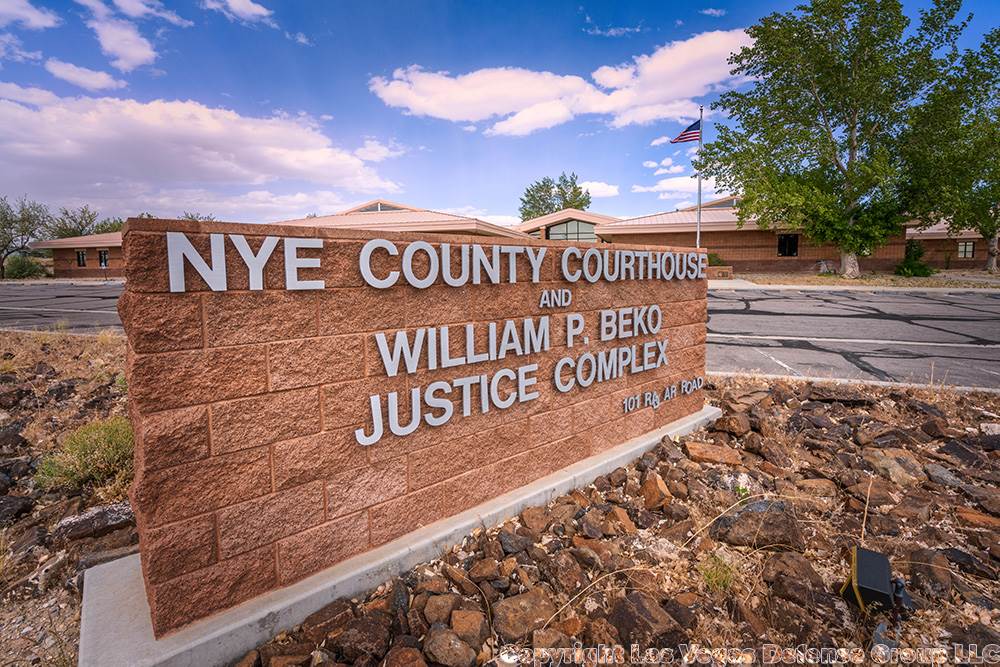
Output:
[
  {"xmin": 0, "ymin": 281, "xmax": 122, "ymax": 333},
  {"xmin": 708, "ymin": 288, "xmax": 1000, "ymax": 388},
  {"xmin": 1, "ymin": 281, "xmax": 998, "ymax": 389}
]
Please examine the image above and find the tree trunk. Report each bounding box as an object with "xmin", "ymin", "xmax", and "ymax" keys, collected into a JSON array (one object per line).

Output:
[
  {"xmin": 987, "ymin": 232, "xmax": 999, "ymax": 274},
  {"xmin": 839, "ymin": 251, "xmax": 861, "ymax": 279}
]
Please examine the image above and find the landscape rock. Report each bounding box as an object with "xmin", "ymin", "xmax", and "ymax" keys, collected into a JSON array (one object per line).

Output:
[
  {"xmin": 608, "ymin": 591, "xmax": 686, "ymax": 649},
  {"xmin": 0, "ymin": 494, "xmax": 34, "ymax": 525},
  {"xmin": 330, "ymin": 617, "xmax": 391, "ymax": 662},
  {"xmin": 709, "ymin": 500, "xmax": 805, "ymax": 550},
  {"xmin": 684, "ymin": 441, "xmax": 742, "ymax": 466},
  {"xmin": 50, "ymin": 501, "xmax": 134, "ymax": 544},
  {"xmin": 908, "ymin": 549, "xmax": 953, "ymax": 597},
  {"xmin": 763, "ymin": 552, "xmax": 825, "ymax": 607},
  {"xmin": 492, "ymin": 587, "xmax": 557, "ymax": 642},
  {"xmin": 863, "ymin": 448, "xmax": 928, "ymax": 487},
  {"xmin": 714, "ymin": 413, "xmax": 751, "ymax": 436},
  {"xmin": 450, "ymin": 609, "xmax": 487, "ymax": 648},
  {"xmin": 422, "ymin": 626, "xmax": 475, "ymax": 667},
  {"xmin": 384, "ymin": 646, "xmax": 427, "ymax": 667},
  {"xmin": 423, "ymin": 594, "xmax": 460, "ymax": 625},
  {"xmin": 640, "ymin": 473, "xmax": 672, "ymax": 510}
]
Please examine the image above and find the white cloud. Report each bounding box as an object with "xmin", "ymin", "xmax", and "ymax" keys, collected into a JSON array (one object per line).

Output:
[
  {"xmin": 585, "ymin": 24, "xmax": 643, "ymax": 38},
  {"xmin": 672, "ymin": 200, "xmax": 694, "ymax": 209},
  {"xmin": 285, "ymin": 31, "xmax": 310, "ymax": 45},
  {"xmin": 650, "ymin": 135, "xmax": 669, "ymax": 146},
  {"xmin": 654, "ymin": 165, "xmax": 684, "ymax": 175},
  {"xmin": 74, "ymin": 1, "xmax": 157, "ymax": 71},
  {"xmin": 631, "ymin": 175, "xmax": 719, "ymax": 202},
  {"xmin": 0, "ymin": 0, "xmax": 59, "ymax": 29},
  {"xmin": 461, "ymin": 124, "xmax": 476, "ymax": 132},
  {"xmin": 88, "ymin": 16, "xmax": 155, "ymax": 70},
  {"xmin": 111, "ymin": 0, "xmax": 192, "ymax": 26},
  {"xmin": 45, "ymin": 58, "xmax": 126, "ymax": 90},
  {"xmin": 700, "ymin": 8, "xmax": 726, "ymax": 17},
  {"xmin": 0, "ymin": 82, "xmax": 399, "ymax": 220},
  {"xmin": 642, "ymin": 160, "xmax": 658, "ymax": 168},
  {"xmin": 486, "ymin": 99, "xmax": 574, "ymax": 136},
  {"xmin": 353, "ymin": 138, "xmax": 405, "ymax": 162},
  {"xmin": 0, "ymin": 32, "xmax": 41, "ymax": 62},
  {"xmin": 118, "ymin": 188, "xmax": 348, "ymax": 221},
  {"xmin": 580, "ymin": 180, "xmax": 619, "ymax": 198},
  {"xmin": 203, "ymin": 0, "xmax": 275, "ymax": 26},
  {"xmin": 0, "ymin": 80, "xmax": 57, "ymax": 104},
  {"xmin": 370, "ymin": 29, "xmax": 750, "ymax": 136}
]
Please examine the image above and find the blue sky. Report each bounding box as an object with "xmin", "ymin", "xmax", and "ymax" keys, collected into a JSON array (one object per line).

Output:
[{"xmin": 0, "ymin": 0, "xmax": 997, "ymax": 224}]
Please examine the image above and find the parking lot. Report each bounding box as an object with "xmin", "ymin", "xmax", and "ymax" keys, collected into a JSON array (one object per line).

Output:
[{"xmin": 1, "ymin": 281, "xmax": 998, "ymax": 389}]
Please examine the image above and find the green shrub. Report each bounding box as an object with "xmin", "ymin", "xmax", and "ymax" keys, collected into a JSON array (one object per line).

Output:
[
  {"xmin": 894, "ymin": 240, "xmax": 935, "ymax": 277},
  {"xmin": 707, "ymin": 253, "xmax": 727, "ymax": 267},
  {"xmin": 35, "ymin": 416, "xmax": 133, "ymax": 501},
  {"xmin": 699, "ymin": 554, "xmax": 735, "ymax": 593},
  {"xmin": 4, "ymin": 254, "xmax": 47, "ymax": 279}
]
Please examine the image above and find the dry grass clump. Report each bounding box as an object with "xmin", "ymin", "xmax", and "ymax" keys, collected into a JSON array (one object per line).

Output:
[{"xmin": 34, "ymin": 416, "xmax": 133, "ymax": 502}]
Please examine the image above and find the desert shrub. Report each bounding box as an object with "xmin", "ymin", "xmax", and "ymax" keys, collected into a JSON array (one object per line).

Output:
[
  {"xmin": 698, "ymin": 554, "xmax": 735, "ymax": 593},
  {"xmin": 4, "ymin": 254, "xmax": 47, "ymax": 279},
  {"xmin": 895, "ymin": 240, "xmax": 935, "ymax": 277},
  {"xmin": 707, "ymin": 253, "xmax": 727, "ymax": 266},
  {"xmin": 35, "ymin": 416, "xmax": 133, "ymax": 501}
]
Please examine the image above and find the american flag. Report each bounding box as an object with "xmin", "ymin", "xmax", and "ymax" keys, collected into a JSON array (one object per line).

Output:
[{"xmin": 670, "ymin": 119, "xmax": 701, "ymax": 144}]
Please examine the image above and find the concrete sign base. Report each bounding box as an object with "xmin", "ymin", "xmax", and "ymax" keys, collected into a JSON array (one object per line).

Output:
[{"xmin": 79, "ymin": 404, "xmax": 720, "ymax": 667}]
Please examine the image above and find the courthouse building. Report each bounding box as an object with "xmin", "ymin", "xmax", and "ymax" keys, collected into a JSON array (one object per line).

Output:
[{"xmin": 31, "ymin": 200, "xmax": 529, "ymax": 278}]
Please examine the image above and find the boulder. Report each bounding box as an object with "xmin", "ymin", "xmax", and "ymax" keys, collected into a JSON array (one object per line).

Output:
[
  {"xmin": 0, "ymin": 494, "xmax": 33, "ymax": 525},
  {"xmin": 491, "ymin": 587, "xmax": 557, "ymax": 642},
  {"xmin": 468, "ymin": 559, "xmax": 499, "ymax": 582},
  {"xmin": 0, "ymin": 425, "xmax": 28, "ymax": 451},
  {"xmin": 423, "ymin": 594, "xmax": 461, "ymax": 625},
  {"xmin": 520, "ymin": 507, "xmax": 549, "ymax": 532},
  {"xmin": 763, "ymin": 552, "xmax": 825, "ymax": 607},
  {"xmin": 51, "ymin": 501, "xmax": 134, "ymax": 544},
  {"xmin": 450, "ymin": 609, "xmax": 488, "ymax": 648},
  {"xmin": 714, "ymin": 413, "xmax": 751, "ymax": 437},
  {"xmin": 498, "ymin": 527, "xmax": 533, "ymax": 554},
  {"xmin": 541, "ymin": 550, "xmax": 585, "ymax": 594},
  {"xmin": 684, "ymin": 441, "xmax": 742, "ymax": 466},
  {"xmin": 578, "ymin": 509, "xmax": 605, "ymax": 539},
  {"xmin": 709, "ymin": 500, "xmax": 805, "ymax": 550},
  {"xmin": 908, "ymin": 549, "xmax": 953, "ymax": 597},
  {"xmin": 608, "ymin": 591, "xmax": 686, "ymax": 649},
  {"xmin": 863, "ymin": 448, "xmax": 927, "ymax": 487},
  {"xmin": 0, "ymin": 383, "xmax": 32, "ymax": 410},
  {"xmin": 330, "ymin": 617, "xmax": 390, "ymax": 662},
  {"xmin": 532, "ymin": 628, "xmax": 572, "ymax": 648},
  {"xmin": 640, "ymin": 473, "xmax": 672, "ymax": 510},
  {"xmin": 422, "ymin": 626, "xmax": 475, "ymax": 667},
  {"xmin": 384, "ymin": 646, "xmax": 427, "ymax": 667}
]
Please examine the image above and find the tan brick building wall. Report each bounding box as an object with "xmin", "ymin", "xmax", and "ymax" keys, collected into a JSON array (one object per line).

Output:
[
  {"xmin": 51, "ymin": 246, "xmax": 125, "ymax": 278},
  {"xmin": 119, "ymin": 219, "xmax": 708, "ymax": 635},
  {"xmin": 604, "ymin": 230, "xmax": 907, "ymax": 272},
  {"xmin": 919, "ymin": 238, "xmax": 985, "ymax": 269}
]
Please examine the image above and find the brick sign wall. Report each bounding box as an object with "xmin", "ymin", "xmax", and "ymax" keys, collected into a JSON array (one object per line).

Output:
[{"xmin": 118, "ymin": 219, "xmax": 708, "ymax": 636}]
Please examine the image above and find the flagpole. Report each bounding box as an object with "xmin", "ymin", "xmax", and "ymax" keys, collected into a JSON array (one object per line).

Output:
[{"xmin": 696, "ymin": 104, "xmax": 703, "ymax": 249}]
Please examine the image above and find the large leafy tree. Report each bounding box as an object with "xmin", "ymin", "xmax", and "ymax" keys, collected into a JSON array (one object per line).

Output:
[
  {"xmin": 698, "ymin": 0, "xmax": 967, "ymax": 277},
  {"xmin": 47, "ymin": 205, "xmax": 100, "ymax": 238},
  {"xmin": 0, "ymin": 196, "xmax": 51, "ymax": 279},
  {"xmin": 518, "ymin": 172, "xmax": 593, "ymax": 221},
  {"xmin": 904, "ymin": 29, "xmax": 999, "ymax": 273}
]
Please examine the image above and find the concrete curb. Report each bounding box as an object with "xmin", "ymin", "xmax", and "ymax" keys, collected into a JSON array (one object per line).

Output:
[
  {"xmin": 708, "ymin": 281, "xmax": 1000, "ymax": 293},
  {"xmin": 79, "ymin": 404, "xmax": 721, "ymax": 667},
  {"xmin": 708, "ymin": 371, "xmax": 1000, "ymax": 395}
]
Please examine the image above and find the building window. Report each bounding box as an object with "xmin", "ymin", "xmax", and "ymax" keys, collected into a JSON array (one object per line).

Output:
[
  {"xmin": 777, "ymin": 234, "xmax": 799, "ymax": 257},
  {"xmin": 98, "ymin": 249, "xmax": 109, "ymax": 268},
  {"xmin": 76, "ymin": 250, "xmax": 86, "ymax": 267},
  {"xmin": 546, "ymin": 220, "xmax": 596, "ymax": 242},
  {"xmin": 957, "ymin": 241, "xmax": 975, "ymax": 259}
]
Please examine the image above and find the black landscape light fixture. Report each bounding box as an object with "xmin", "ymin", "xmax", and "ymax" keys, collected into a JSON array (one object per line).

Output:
[{"xmin": 839, "ymin": 546, "xmax": 894, "ymax": 613}]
